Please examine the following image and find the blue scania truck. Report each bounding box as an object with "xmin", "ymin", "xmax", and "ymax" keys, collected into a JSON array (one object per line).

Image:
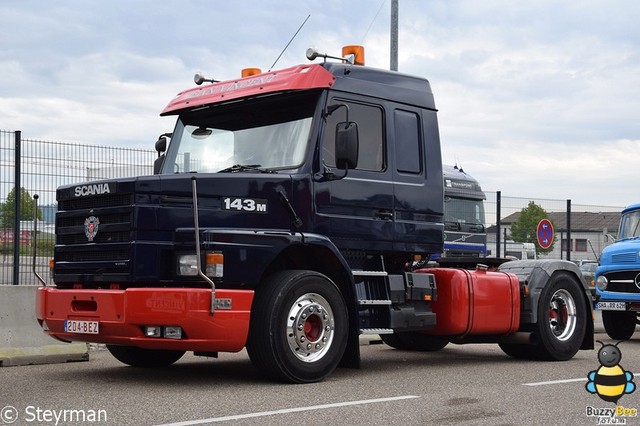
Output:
[
  {"xmin": 36, "ymin": 45, "xmax": 593, "ymax": 383},
  {"xmin": 595, "ymin": 203, "xmax": 640, "ymax": 340}
]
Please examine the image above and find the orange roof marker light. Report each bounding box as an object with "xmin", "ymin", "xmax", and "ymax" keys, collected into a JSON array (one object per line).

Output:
[
  {"xmin": 306, "ymin": 45, "xmax": 365, "ymax": 66},
  {"xmin": 342, "ymin": 45, "xmax": 365, "ymax": 66},
  {"xmin": 241, "ymin": 68, "xmax": 262, "ymax": 77}
]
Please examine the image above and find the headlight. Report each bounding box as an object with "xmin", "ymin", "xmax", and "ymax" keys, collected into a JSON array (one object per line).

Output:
[
  {"xmin": 177, "ymin": 254, "xmax": 199, "ymax": 276},
  {"xmin": 596, "ymin": 275, "xmax": 608, "ymax": 291}
]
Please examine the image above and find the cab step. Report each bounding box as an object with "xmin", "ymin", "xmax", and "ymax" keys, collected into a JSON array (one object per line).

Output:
[
  {"xmin": 352, "ymin": 270, "xmax": 389, "ymax": 277},
  {"xmin": 358, "ymin": 299, "xmax": 392, "ymax": 305},
  {"xmin": 360, "ymin": 328, "xmax": 394, "ymax": 335}
]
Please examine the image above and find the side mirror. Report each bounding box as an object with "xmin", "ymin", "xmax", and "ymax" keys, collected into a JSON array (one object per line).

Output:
[
  {"xmin": 155, "ymin": 133, "xmax": 171, "ymax": 154},
  {"xmin": 335, "ymin": 122, "xmax": 358, "ymax": 169},
  {"xmin": 154, "ymin": 133, "xmax": 171, "ymax": 174},
  {"xmin": 153, "ymin": 156, "xmax": 165, "ymax": 174}
]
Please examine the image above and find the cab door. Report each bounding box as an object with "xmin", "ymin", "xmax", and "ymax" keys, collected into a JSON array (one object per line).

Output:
[
  {"xmin": 313, "ymin": 96, "xmax": 394, "ymax": 252},
  {"xmin": 391, "ymin": 107, "xmax": 444, "ymax": 255}
]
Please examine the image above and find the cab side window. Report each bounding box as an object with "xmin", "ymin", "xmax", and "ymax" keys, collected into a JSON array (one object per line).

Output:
[
  {"xmin": 394, "ymin": 109, "xmax": 422, "ymax": 174},
  {"xmin": 323, "ymin": 101, "xmax": 385, "ymax": 172}
]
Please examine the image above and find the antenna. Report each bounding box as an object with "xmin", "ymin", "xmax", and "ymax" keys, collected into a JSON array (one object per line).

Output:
[
  {"xmin": 587, "ymin": 239, "xmax": 600, "ymax": 262},
  {"xmin": 269, "ymin": 14, "xmax": 311, "ymax": 71},
  {"xmin": 358, "ymin": 0, "xmax": 386, "ymax": 50}
]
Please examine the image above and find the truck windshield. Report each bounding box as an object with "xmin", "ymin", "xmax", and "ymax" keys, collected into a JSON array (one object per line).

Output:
[
  {"xmin": 444, "ymin": 197, "xmax": 485, "ymax": 230},
  {"xmin": 161, "ymin": 92, "xmax": 318, "ymax": 174},
  {"xmin": 618, "ymin": 210, "xmax": 640, "ymax": 240}
]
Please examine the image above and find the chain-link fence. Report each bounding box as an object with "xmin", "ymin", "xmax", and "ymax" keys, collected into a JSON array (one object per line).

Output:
[
  {"xmin": 484, "ymin": 192, "xmax": 621, "ymax": 262},
  {"xmin": 0, "ymin": 129, "xmax": 625, "ymax": 285},
  {"xmin": 1, "ymin": 130, "xmax": 155, "ymax": 284}
]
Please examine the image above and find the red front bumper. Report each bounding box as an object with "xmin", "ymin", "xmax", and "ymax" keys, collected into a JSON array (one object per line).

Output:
[{"xmin": 36, "ymin": 287, "xmax": 254, "ymax": 352}]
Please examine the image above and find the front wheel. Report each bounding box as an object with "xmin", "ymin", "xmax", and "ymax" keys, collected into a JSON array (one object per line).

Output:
[
  {"xmin": 106, "ymin": 345, "xmax": 185, "ymax": 368},
  {"xmin": 534, "ymin": 272, "xmax": 587, "ymax": 360},
  {"xmin": 602, "ymin": 310, "xmax": 637, "ymax": 340},
  {"xmin": 246, "ymin": 270, "xmax": 349, "ymax": 383}
]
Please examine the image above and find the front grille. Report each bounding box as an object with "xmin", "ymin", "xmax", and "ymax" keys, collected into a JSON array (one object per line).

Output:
[
  {"xmin": 58, "ymin": 231, "xmax": 130, "ymax": 245},
  {"xmin": 608, "ymin": 282, "xmax": 639, "ymax": 293},
  {"xmin": 58, "ymin": 212, "xmax": 131, "ymax": 227},
  {"xmin": 59, "ymin": 193, "xmax": 133, "ymax": 210},
  {"xmin": 57, "ymin": 211, "xmax": 132, "ymax": 245},
  {"xmin": 605, "ymin": 270, "xmax": 640, "ymax": 293},
  {"xmin": 57, "ymin": 249, "xmax": 129, "ymax": 262},
  {"xmin": 55, "ymin": 191, "xmax": 133, "ymax": 280}
]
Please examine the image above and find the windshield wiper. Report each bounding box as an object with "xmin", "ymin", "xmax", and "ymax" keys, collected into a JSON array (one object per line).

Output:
[
  {"xmin": 218, "ymin": 164, "xmax": 276, "ymax": 174},
  {"xmin": 444, "ymin": 221, "xmax": 485, "ymax": 232},
  {"xmin": 444, "ymin": 221, "xmax": 462, "ymax": 231}
]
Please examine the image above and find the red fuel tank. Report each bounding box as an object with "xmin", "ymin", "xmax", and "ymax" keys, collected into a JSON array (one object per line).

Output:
[{"xmin": 417, "ymin": 267, "xmax": 520, "ymax": 336}]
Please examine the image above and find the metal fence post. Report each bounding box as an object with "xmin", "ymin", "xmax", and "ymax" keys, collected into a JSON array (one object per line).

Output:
[
  {"xmin": 496, "ymin": 191, "xmax": 501, "ymax": 258},
  {"xmin": 566, "ymin": 199, "xmax": 571, "ymax": 263},
  {"xmin": 12, "ymin": 130, "xmax": 21, "ymax": 285}
]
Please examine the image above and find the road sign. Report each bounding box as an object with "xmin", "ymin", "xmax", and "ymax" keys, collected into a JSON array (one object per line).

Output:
[{"xmin": 537, "ymin": 218, "xmax": 554, "ymax": 249}]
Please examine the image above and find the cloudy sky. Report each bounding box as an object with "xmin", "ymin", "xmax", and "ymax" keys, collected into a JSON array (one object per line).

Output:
[{"xmin": 1, "ymin": 0, "xmax": 638, "ymax": 207}]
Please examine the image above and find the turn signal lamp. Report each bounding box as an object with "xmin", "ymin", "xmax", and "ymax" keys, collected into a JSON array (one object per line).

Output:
[
  {"xmin": 342, "ymin": 45, "xmax": 365, "ymax": 65},
  {"xmin": 241, "ymin": 67, "xmax": 262, "ymax": 77},
  {"xmin": 206, "ymin": 251, "xmax": 224, "ymax": 278},
  {"xmin": 49, "ymin": 258, "xmax": 54, "ymax": 279}
]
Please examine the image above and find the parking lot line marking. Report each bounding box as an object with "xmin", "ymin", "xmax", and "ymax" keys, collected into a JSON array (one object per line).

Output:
[
  {"xmin": 154, "ymin": 395, "xmax": 420, "ymax": 426},
  {"xmin": 522, "ymin": 378, "xmax": 586, "ymax": 386}
]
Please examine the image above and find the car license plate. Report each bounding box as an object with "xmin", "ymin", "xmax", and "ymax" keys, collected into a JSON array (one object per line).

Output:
[
  {"xmin": 596, "ymin": 301, "xmax": 627, "ymax": 311},
  {"xmin": 64, "ymin": 320, "xmax": 99, "ymax": 334}
]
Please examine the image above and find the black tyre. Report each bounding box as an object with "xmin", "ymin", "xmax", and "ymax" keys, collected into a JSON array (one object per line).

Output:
[
  {"xmin": 246, "ymin": 270, "xmax": 349, "ymax": 383},
  {"xmin": 381, "ymin": 332, "xmax": 448, "ymax": 351},
  {"xmin": 106, "ymin": 345, "xmax": 185, "ymax": 368},
  {"xmin": 602, "ymin": 311, "xmax": 637, "ymax": 340},
  {"xmin": 499, "ymin": 342, "xmax": 535, "ymax": 359},
  {"xmin": 533, "ymin": 272, "xmax": 587, "ymax": 361},
  {"xmin": 399, "ymin": 332, "xmax": 449, "ymax": 351},
  {"xmin": 380, "ymin": 333, "xmax": 408, "ymax": 350}
]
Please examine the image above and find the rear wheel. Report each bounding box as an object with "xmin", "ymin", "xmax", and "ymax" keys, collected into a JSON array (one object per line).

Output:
[
  {"xmin": 380, "ymin": 333, "xmax": 407, "ymax": 350},
  {"xmin": 498, "ymin": 343, "xmax": 533, "ymax": 359},
  {"xmin": 535, "ymin": 272, "xmax": 587, "ymax": 360},
  {"xmin": 500, "ymin": 272, "xmax": 587, "ymax": 360},
  {"xmin": 106, "ymin": 345, "xmax": 185, "ymax": 368},
  {"xmin": 246, "ymin": 270, "xmax": 348, "ymax": 383},
  {"xmin": 602, "ymin": 311, "xmax": 637, "ymax": 340}
]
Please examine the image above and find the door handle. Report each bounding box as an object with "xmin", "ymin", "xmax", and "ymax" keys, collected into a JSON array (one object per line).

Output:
[{"xmin": 376, "ymin": 210, "xmax": 393, "ymax": 220}]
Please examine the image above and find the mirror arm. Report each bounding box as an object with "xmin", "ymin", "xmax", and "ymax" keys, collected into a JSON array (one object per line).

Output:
[{"xmin": 324, "ymin": 103, "xmax": 350, "ymax": 123}]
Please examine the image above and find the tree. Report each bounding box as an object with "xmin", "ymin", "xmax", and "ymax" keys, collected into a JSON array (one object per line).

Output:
[
  {"xmin": 0, "ymin": 187, "xmax": 42, "ymax": 229},
  {"xmin": 510, "ymin": 201, "xmax": 555, "ymax": 255}
]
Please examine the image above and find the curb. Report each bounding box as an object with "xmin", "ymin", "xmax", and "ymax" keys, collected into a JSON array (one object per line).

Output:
[
  {"xmin": 0, "ymin": 343, "xmax": 89, "ymax": 366},
  {"xmin": 1, "ymin": 286, "xmax": 90, "ymax": 367}
]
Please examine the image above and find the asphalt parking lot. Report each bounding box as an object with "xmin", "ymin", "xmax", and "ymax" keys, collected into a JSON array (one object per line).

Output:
[{"xmin": 3, "ymin": 311, "xmax": 640, "ymax": 426}]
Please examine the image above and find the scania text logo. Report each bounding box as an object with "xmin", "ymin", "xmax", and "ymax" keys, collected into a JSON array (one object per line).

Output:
[{"xmin": 74, "ymin": 183, "xmax": 111, "ymax": 197}]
